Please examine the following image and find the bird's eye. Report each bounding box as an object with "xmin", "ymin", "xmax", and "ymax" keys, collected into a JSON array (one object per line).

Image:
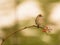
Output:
[{"xmin": 38, "ymin": 14, "xmax": 42, "ymax": 17}]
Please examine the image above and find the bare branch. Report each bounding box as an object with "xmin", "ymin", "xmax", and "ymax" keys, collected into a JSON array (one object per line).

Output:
[
  {"xmin": 1, "ymin": 25, "xmax": 42, "ymax": 45},
  {"xmin": 1, "ymin": 24, "xmax": 45, "ymax": 45}
]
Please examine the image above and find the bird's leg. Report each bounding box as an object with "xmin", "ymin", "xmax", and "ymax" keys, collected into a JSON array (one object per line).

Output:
[{"xmin": 37, "ymin": 25, "xmax": 40, "ymax": 28}]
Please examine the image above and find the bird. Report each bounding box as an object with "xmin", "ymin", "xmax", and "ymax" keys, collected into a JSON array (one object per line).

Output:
[
  {"xmin": 35, "ymin": 14, "xmax": 44, "ymax": 28},
  {"xmin": 35, "ymin": 14, "xmax": 52, "ymax": 33}
]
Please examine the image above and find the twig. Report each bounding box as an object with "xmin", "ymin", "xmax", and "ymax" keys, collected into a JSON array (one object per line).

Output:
[
  {"xmin": 1, "ymin": 25, "xmax": 45, "ymax": 45},
  {"xmin": 1, "ymin": 25, "xmax": 42, "ymax": 45}
]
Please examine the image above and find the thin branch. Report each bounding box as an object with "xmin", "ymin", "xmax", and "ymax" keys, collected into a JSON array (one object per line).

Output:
[{"xmin": 1, "ymin": 25, "xmax": 44, "ymax": 45}]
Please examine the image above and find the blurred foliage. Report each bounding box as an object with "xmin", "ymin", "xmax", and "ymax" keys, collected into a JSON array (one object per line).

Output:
[{"xmin": 2, "ymin": 0, "xmax": 60, "ymax": 45}]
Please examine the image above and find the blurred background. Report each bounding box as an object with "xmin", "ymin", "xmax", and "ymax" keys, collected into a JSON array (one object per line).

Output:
[{"xmin": 0, "ymin": 0, "xmax": 60, "ymax": 45}]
